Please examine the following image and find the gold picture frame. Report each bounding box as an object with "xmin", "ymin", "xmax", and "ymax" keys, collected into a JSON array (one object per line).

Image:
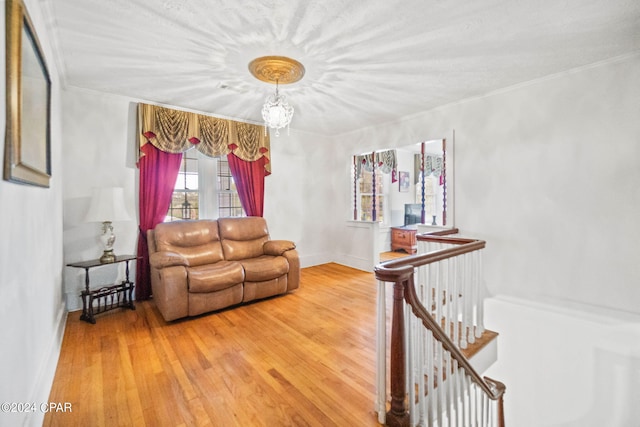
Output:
[{"xmin": 3, "ymin": 0, "xmax": 51, "ymax": 187}]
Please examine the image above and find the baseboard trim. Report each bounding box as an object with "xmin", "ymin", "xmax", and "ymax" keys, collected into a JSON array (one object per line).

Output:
[
  {"xmin": 331, "ymin": 254, "xmax": 374, "ymax": 272},
  {"xmin": 25, "ymin": 304, "xmax": 67, "ymax": 427},
  {"xmin": 299, "ymin": 252, "xmax": 333, "ymax": 269}
]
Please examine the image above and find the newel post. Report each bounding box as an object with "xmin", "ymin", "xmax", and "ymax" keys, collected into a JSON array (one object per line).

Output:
[{"xmin": 386, "ymin": 278, "xmax": 410, "ymax": 427}]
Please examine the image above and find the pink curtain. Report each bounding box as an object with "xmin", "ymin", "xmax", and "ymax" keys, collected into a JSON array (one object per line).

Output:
[
  {"xmin": 136, "ymin": 143, "xmax": 183, "ymax": 300},
  {"xmin": 226, "ymin": 152, "xmax": 267, "ymax": 217}
]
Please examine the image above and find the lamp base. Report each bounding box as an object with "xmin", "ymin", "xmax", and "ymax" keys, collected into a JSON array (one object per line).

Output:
[
  {"xmin": 99, "ymin": 221, "xmax": 116, "ymax": 263},
  {"xmin": 100, "ymin": 249, "xmax": 116, "ymax": 264}
]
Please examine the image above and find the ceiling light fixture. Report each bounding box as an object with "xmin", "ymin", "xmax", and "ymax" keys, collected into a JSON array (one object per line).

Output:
[{"xmin": 249, "ymin": 56, "xmax": 305, "ymax": 137}]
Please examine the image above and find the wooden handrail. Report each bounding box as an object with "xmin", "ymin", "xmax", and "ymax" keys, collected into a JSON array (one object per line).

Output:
[
  {"xmin": 420, "ymin": 227, "xmax": 460, "ymax": 237},
  {"xmin": 375, "ymin": 237, "xmax": 505, "ymax": 427},
  {"xmin": 377, "ymin": 236, "xmax": 485, "ymax": 273}
]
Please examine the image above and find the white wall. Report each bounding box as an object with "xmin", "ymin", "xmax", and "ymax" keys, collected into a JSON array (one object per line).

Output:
[
  {"xmin": 264, "ymin": 129, "xmax": 335, "ymax": 267},
  {"xmin": 331, "ymin": 53, "xmax": 640, "ymax": 315},
  {"xmin": 455, "ymin": 54, "xmax": 640, "ymax": 316},
  {"xmin": 0, "ymin": 1, "xmax": 66, "ymax": 426},
  {"xmin": 484, "ymin": 296, "xmax": 640, "ymax": 427},
  {"xmin": 61, "ymin": 88, "xmax": 138, "ymax": 312}
]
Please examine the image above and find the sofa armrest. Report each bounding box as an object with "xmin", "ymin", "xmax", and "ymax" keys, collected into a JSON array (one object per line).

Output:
[
  {"xmin": 149, "ymin": 251, "xmax": 189, "ymax": 268},
  {"xmin": 263, "ymin": 240, "xmax": 296, "ymax": 256}
]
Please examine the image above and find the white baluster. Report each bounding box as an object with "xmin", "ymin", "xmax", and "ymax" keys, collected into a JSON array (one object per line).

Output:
[
  {"xmin": 451, "ymin": 256, "xmax": 460, "ymax": 348},
  {"xmin": 437, "ymin": 341, "xmax": 444, "ymax": 427},
  {"xmin": 471, "ymin": 252, "xmax": 477, "ymax": 345},
  {"xmin": 444, "ymin": 348, "xmax": 451, "ymax": 427},
  {"xmin": 461, "ymin": 253, "xmax": 471, "ymax": 348},
  {"xmin": 448, "ymin": 357, "xmax": 457, "ymax": 427},
  {"xmin": 443, "ymin": 257, "xmax": 450, "ymax": 338},
  {"xmin": 419, "ymin": 321, "xmax": 427, "ymax": 427},
  {"xmin": 429, "ymin": 261, "xmax": 437, "ymax": 317},
  {"xmin": 475, "ymin": 382, "xmax": 480, "ymax": 427},
  {"xmin": 415, "ymin": 295, "xmax": 423, "ymax": 427},
  {"xmin": 469, "ymin": 251, "xmax": 479, "ymax": 343},
  {"xmin": 434, "ymin": 257, "xmax": 442, "ymax": 329},
  {"xmin": 427, "ymin": 330, "xmax": 436, "ymax": 427},
  {"xmin": 471, "ymin": 382, "xmax": 478, "ymax": 427},
  {"xmin": 413, "ymin": 305, "xmax": 424, "ymax": 427},
  {"xmin": 480, "ymin": 382, "xmax": 486, "ymax": 427},
  {"xmin": 457, "ymin": 366, "xmax": 464, "ymax": 427},
  {"xmin": 419, "ymin": 264, "xmax": 428, "ymax": 306},
  {"xmin": 475, "ymin": 250, "xmax": 485, "ymax": 338},
  {"xmin": 460, "ymin": 369, "xmax": 468, "ymax": 426},
  {"xmin": 405, "ymin": 297, "xmax": 415, "ymax": 426}
]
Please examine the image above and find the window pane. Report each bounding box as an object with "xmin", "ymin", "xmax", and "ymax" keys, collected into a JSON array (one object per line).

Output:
[
  {"xmin": 166, "ymin": 153, "xmax": 200, "ymax": 222},
  {"xmin": 357, "ymin": 168, "xmax": 384, "ymax": 222},
  {"xmin": 217, "ymin": 158, "xmax": 244, "ymax": 218},
  {"xmin": 174, "ymin": 173, "xmax": 198, "ymax": 191}
]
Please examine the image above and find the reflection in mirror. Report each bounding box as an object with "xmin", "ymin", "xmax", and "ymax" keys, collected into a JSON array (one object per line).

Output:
[
  {"xmin": 352, "ymin": 150, "xmax": 397, "ymax": 222},
  {"xmin": 21, "ymin": 25, "xmax": 49, "ymax": 171},
  {"xmin": 351, "ymin": 139, "xmax": 447, "ymax": 227}
]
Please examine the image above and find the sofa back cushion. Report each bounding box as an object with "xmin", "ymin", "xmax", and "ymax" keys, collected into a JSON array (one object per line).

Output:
[
  {"xmin": 218, "ymin": 217, "xmax": 269, "ymax": 261},
  {"xmin": 153, "ymin": 220, "xmax": 224, "ymax": 267}
]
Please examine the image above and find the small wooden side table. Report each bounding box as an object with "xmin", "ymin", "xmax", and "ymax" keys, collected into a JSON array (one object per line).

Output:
[
  {"xmin": 66, "ymin": 254, "xmax": 138, "ymax": 324},
  {"xmin": 390, "ymin": 226, "xmax": 418, "ymax": 254}
]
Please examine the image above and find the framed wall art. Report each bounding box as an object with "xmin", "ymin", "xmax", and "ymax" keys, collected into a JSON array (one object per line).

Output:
[
  {"xmin": 4, "ymin": 0, "xmax": 51, "ymax": 187},
  {"xmin": 399, "ymin": 171, "xmax": 410, "ymax": 192}
]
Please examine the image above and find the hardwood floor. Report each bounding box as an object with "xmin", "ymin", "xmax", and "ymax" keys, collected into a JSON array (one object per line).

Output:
[
  {"xmin": 379, "ymin": 250, "xmax": 411, "ymax": 262},
  {"xmin": 45, "ymin": 263, "xmax": 388, "ymax": 427}
]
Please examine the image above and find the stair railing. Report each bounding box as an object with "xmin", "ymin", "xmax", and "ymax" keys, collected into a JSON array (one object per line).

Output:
[{"xmin": 375, "ymin": 233, "xmax": 506, "ymax": 427}]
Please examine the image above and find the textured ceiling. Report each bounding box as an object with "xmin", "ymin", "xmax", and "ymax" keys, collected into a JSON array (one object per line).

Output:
[{"xmin": 44, "ymin": 0, "xmax": 640, "ymax": 136}]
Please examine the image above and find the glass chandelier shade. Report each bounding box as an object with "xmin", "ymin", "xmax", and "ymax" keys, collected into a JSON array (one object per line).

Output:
[
  {"xmin": 261, "ymin": 84, "xmax": 294, "ymax": 137},
  {"xmin": 248, "ymin": 56, "xmax": 304, "ymax": 138}
]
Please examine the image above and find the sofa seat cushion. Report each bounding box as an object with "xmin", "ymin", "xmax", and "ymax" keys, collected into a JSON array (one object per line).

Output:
[
  {"xmin": 240, "ymin": 255, "xmax": 289, "ymax": 282},
  {"xmin": 187, "ymin": 261, "xmax": 244, "ymax": 293}
]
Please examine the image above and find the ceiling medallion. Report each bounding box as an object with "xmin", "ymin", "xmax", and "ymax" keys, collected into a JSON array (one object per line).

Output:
[
  {"xmin": 248, "ymin": 56, "xmax": 305, "ymax": 85},
  {"xmin": 249, "ymin": 56, "xmax": 305, "ymax": 137}
]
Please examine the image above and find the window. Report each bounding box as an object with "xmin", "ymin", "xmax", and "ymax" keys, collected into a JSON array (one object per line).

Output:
[
  {"xmin": 417, "ymin": 173, "xmax": 438, "ymax": 221},
  {"xmin": 356, "ymin": 167, "xmax": 385, "ymax": 222},
  {"xmin": 166, "ymin": 152, "xmax": 244, "ymax": 221},
  {"xmin": 167, "ymin": 151, "xmax": 199, "ymax": 221},
  {"xmin": 216, "ymin": 157, "xmax": 244, "ymax": 218}
]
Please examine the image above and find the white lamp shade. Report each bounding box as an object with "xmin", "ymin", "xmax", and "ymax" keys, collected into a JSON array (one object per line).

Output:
[{"xmin": 84, "ymin": 187, "xmax": 131, "ymax": 223}]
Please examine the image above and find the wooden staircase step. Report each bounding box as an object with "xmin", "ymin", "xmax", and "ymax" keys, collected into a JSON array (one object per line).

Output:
[{"xmin": 462, "ymin": 329, "xmax": 498, "ymax": 360}]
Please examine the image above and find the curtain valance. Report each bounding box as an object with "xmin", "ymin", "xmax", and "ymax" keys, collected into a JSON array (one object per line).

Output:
[
  {"xmin": 138, "ymin": 103, "xmax": 271, "ymax": 175},
  {"xmin": 424, "ymin": 154, "xmax": 443, "ymax": 177},
  {"xmin": 414, "ymin": 153, "xmax": 442, "ymax": 177},
  {"xmin": 355, "ymin": 149, "xmax": 397, "ymax": 182},
  {"xmin": 414, "ymin": 153, "xmax": 443, "ymax": 186}
]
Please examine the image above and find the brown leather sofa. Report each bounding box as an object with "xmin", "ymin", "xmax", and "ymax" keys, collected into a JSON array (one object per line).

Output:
[{"xmin": 147, "ymin": 217, "xmax": 300, "ymax": 321}]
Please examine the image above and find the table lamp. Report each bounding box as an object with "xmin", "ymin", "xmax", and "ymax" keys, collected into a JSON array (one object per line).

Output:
[{"xmin": 84, "ymin": 187, "xmax": 131, "ymax": 263}]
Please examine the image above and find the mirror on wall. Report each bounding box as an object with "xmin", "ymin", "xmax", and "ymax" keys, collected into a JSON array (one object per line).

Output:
[{"xmin": 351, "ymin": 139, "xmax": 449, "ymax": 227}]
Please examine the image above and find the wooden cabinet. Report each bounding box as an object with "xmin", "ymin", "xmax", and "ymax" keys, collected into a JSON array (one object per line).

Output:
[{"xmin": 390, "ymin": 226, "xmax": 417, "ymax": 254}]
